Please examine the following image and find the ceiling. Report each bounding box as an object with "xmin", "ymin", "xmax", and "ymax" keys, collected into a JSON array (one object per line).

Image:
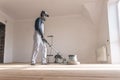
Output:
[{"xmin": 0, "ymin": 0, "xmax": 104, "ymax": 20}]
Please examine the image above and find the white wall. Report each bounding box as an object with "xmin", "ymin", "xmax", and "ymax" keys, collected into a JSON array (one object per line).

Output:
[
  {"xmin": 0, "ymin": 10, "xmax": 14, "ymax": 63},
  {"xmin": 13, "ymin": 15, "xmax": 98, "ymax": 63},
  {"xmin": 98, "ymin": 3, "xmax": 109, "ymax": 46},
  {"xmin": 97, "ymin": 1, "xmax": 111, "ymax": 63},
  {"xmin": 13, "ymin": 20, "xmax": 34, "ymax": 62}
]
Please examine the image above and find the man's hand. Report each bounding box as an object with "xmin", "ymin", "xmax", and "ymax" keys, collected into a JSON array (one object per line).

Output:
[{"xmin": 42, "ymin": 38, "xmax": 51, "ymax": 47}]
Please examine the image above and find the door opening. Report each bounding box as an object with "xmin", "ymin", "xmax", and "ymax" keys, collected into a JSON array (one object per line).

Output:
[{"xmin": 0, "ymin": 22, "xmax": 5, "ymax": 63}]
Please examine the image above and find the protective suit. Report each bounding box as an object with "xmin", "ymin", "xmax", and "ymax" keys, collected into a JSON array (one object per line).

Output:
[{"xmin": 31, "ymin": 11, "xmax": 49, "ymax": 65}]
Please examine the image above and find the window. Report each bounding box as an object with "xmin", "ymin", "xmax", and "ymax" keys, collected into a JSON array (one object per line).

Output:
[
  {"xmin": 118, "ymin": 0, "xmax": 120, "ymax": 28},
  {"xmin": 107, "ymin": 0, "xmax": 120, "ymax": 64}
]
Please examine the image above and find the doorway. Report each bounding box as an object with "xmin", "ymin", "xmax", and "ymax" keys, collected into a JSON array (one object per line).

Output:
[{"xmin": 0, "ymin": 22, "xmax": 5, "ymax": 63}]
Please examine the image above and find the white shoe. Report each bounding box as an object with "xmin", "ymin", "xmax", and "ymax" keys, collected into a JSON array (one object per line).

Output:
[
  {"xmin": 31, "ymin": 61, "xmax": 36, "ymax": 65},
  {"xmin": 41, "ymin": 62, "xmax": 47, "ymax": 65}
]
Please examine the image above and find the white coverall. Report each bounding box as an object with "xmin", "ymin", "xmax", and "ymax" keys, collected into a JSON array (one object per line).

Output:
[{"xmin": 31, "ymin": 18, "xmax": 47, "ymax": 64}]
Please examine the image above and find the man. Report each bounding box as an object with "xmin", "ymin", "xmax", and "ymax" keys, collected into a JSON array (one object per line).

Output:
[{"xmin": 31, "ymin": 11, "xmax": 49, "ymax": 65}]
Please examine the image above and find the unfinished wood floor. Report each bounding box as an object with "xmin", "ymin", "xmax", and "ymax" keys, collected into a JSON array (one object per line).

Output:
[{"xmin": 0, "ymin": 63, "xmax": 120, "ymax": 80}]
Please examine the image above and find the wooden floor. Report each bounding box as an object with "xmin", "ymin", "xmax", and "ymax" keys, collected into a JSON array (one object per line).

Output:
[{"xmin": 0, "ymin": 63, "xmax": 120, "ymax": 80}]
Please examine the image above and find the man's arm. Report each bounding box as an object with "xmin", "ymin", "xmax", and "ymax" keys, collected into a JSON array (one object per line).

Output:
[{"xmin": 42, "ymin": 38, "xmax": 51, "ymax": 47}]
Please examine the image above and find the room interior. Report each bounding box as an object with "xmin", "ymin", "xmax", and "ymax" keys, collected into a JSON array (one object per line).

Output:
[
  {"xmin": 0, "ymin": 0, "xmax": 120, "ymax": 79},
  {"xmin": 0, "ymin": 0, "xmax": 112, "ymax": 64}
]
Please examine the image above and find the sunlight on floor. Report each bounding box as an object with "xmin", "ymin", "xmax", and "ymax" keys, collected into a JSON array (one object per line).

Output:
[{"xmin": 0, "ymin": 63, "xmax": 120, "ymax": 70}]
